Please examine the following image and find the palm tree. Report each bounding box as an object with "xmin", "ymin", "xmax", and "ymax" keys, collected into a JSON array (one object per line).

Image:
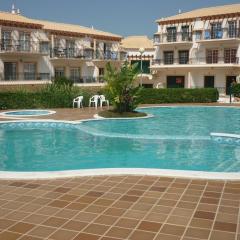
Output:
[{"xmin": 104, "ymin": 62, "xmax": 141, "ymax": 113}]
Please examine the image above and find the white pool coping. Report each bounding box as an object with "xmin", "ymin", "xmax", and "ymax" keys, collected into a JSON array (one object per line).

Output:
[
  {"xmin": 0, "ymin": 168, "xmax": 239, "ymax": 180},
  {"xmin": 93, "ymin": 113, "xmax": 154, "ymax": 120},
  {"xmin": 0, "ymin": 106, "xmax": 240, "ymax": 180}
]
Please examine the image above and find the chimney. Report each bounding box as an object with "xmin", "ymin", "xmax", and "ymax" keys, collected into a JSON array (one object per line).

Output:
[
  {"xmin": 17, "ymin": 8, "xmax": 21, "ymax": 15},
  {"xmin": 178, "ymin": 9, "xmax": 182, "ymax": 14},
  {"xmin": 11, "ymin": 4, "xmax": 16, "ymax": 14}
]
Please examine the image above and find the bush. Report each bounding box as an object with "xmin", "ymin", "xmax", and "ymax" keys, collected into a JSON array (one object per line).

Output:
[
  {"xmin": 52, "ymin": 76, "xmax": 74, "ymax": 87},
  {"xmin": 232, "ymin": 83, "xmax": 240, "ymax": 97},
  {"xmin": 138, "ymin": 88, "xmax": 219, "ymax": 104},
  {"xmin": 0, "ymin": 86, "xmax": 103, "ymax": 109}
]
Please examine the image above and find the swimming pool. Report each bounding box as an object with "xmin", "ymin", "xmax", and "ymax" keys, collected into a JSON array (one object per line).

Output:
[
  {"xmin": 0, "ymin": 107, "xmax": 240, "ymax": 177},
  {"xmin": 0, "ymin": 110, "xmax": 56, "ymax": 117}
]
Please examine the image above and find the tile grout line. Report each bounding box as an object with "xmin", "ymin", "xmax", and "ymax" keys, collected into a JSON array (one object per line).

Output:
[{"xmin": 207, "ymin": 181, "xmax": 227, "ymax": 240}]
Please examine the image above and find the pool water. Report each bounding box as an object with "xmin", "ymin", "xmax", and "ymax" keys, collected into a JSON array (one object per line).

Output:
[
  {"xmin": 3, "ymin": 110, "xmax": 54, "ymax": 117},
  {"xmin": 0, "ymin": 107, "xmax": 240, "ymax": 172}
]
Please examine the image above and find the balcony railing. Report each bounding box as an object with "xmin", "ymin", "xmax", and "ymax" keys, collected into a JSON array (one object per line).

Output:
[
  {"xmin": 153, "ymin": 32, "xmax": 192, "ymax": 44},
  {"xmin": 70, "ymin": 76, "xmax": 105, "ymax": 84},
  {"xmin": 1, "ymin": 72, "xmax": 51, "ymax": 81},
  {"xmin": 51, "ymin": 48, "xmax": 123, "ymax": 60},
  {"xmin": 152, "ymin": 57, "xmax": 239, "ymax": 65},
  {"xmin": 0, "ymin": 40, "xmax": 49, "ymax": 54}
]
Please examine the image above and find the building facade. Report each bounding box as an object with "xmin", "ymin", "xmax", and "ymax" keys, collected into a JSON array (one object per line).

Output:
[
  {"xmin": 121, "ymin": 36, "xmax": 155, "ymax": 87},
  {"xmin": 0, "ymin": 8, "xmax": 125, "ymax": 86},
  {"xmin": 152, "ymin": 4, "xmax": 240, "ymax": 94}
]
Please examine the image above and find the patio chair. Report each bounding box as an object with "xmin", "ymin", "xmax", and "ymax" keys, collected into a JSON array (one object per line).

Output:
[
  {"xmin": 99, "ymin": 95, "xmax": 109, "ymax": 108},
  {"xmin": 89, "ymin": 95, "xmax": 100, "ymax": 109},
  {"xmin": 73, "ymin": 96, "xmax": 83, "ymax": 108}
]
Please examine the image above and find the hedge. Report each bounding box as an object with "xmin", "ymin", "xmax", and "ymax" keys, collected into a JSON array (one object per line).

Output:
[
  {"xmin": 0, "ymin": 87, "xmax": 218, "ymax": 110},
  {"xmin": 0, "ymin": 85, "xmax": 102, "ymax": 109},
  {"xmin": 138, "ymin": 88, "xmax": 219, "ymax": 104}
]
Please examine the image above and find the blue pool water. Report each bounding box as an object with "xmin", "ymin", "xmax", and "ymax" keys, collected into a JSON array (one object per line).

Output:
[
  {"xmin": 4, "ymin": 110, "xmax": 53, "ymax": 116},
  {"xmin": 0, "ymin": 107, "xmax": 240, "ymax": 172}
]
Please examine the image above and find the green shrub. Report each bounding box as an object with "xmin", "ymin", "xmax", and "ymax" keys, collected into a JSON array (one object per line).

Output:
[
  {"xmin": 138, "ymin": 88, "xmax": 219, "ymax": 104},
  {"xmin": 232, "ymin": 83, "xmax": 240, "ymax": 97},
  {"xmin": 52, "ymin": 76, "xmax": 74, "ymax": 87},
  {"xmin": 0, "ymin": 86, "xmax": 102, "ymax": 109}
]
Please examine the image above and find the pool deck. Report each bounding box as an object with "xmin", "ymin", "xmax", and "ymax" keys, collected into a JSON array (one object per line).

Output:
[{"xmin": 0, "ymin": 104, "xmax": 240, "ymax": 240}]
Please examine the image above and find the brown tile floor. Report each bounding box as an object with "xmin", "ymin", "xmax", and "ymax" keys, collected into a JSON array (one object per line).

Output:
[
  {"xmin": 0, "ymin": 176, "xmax": 239, "ymax": 240},
  {"xmin": 0, "ymin": 105, "xmax": 240, "ymax": 239}
]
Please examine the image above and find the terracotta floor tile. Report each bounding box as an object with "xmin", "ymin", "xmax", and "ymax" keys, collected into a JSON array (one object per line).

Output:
[
  {"xmin": 77, "ymin": 196, "xmax": 97, "ymax": 204},
  {"xmin": 49, "ymin": 229, "xmax": 78, "ymax": 240},
  {"xmin": 73, "ymin": 232, "xmax": 100, "ymax": 240},
  {"xmin": 200, "ymin": 197, "xmax": 220, "ymax": 205},
  {"xmin": 94, "ymin": 198, "xmax": 115, "ymax": 207},
  {"xmin": 94, "ymin": 215, "xmax": 118, "ymax": 225},
  {"xmin": 216, "ymin": 212, "xmax": 238, "ymax": 224},
  {"xmin": 111, "ymin": 200, "xmax": 133, "ymax": 209},
  {"xmin": 62, "ymin": 220, "xmax": 88, "ymax": 231},
  {"xmin": 171, "ymin": 208, "xmax": 194, "ymax": 217},
  {"xmin": 194, "ymin": 211, "xmax": 215, "ymax": 220},
  {"xmin": 73, "ymin": 211, "xmax": 98, "ymax": 222},
  {"xmin": 131, "ymin": 202, "xmax": 153, "ymax": 212},
  {"xmin": 0, "ymin": 218, "xmax": 17, "ymax": 230},
  {"xmin": 209, "ymin": 230, "xmax": 236, "ymax": 240},
  {"xmin": 86, "ymin": 191, "xmax": 104, "ymax": 198},
  {"xmin": 155, "ymin": 233, "xmax": 181, "ymax": 240},
  {"xmin": 58, "ymin": 194, "xmax": 79, "ymax": 202},
  {"xmin": 36, "ymin": 206, "xmax": 60, "ymax": 216},
  {"xmin": 129, "ymin": 230, "xmax": 156, "ymax": 240},
  {"xmin": 145, "ymin": 212, "xmax": 168, "ymax": 223},
  {"xmin": 167, "ymin": 215, "xmax": 191, "ymax": 226},
  {"xmin": 19, "ymin": 235, "xmax": 44, "ymax": 240},
  {"xmin": 105, "ymin": 226, "xmax": 132, "ymax": 238},
  {"xmin": 27, "ymin": 225, "xmax": 57, "ymax": 238},
  {"xmin": 103, "ymin": 207, "xmax": 126, "ymax": 217},
  {"xmin": 8, "ymin": 222, "xmax": 35, "ymax": 234},
  {"xmin": 83, "ymin": 223, "xmax": 110, "ymax": 235},
  {"xmin": 0, "ymin": 231, "xmax": 22, "ymax": 240},
  {"xmin": 115, "ymin": 217, "xmax": 140, "ymax": 229},
  {"xmin": 66, "ymin": 202, "xmax": 87, "ymax": 211},
  {"xmin": 120, "ymin": 195, "xmax": 139, "ymax": 202},
  {"xmin": 184, "ymin": 227, "xmax": 210, "ymax": 239},
  {"xmin": 189, "ymin": 218, "xmax": 213, "ymax": 229},
  {"xmin": 160, "ymin": 224, "xmax": 185, "ymax": 236},
  {"xmin": 48, "ymin": 200, "xmax": 70, "ymax": 208},
  {"xmin": 123, "ymin": 210, "xmax": 147, "ymax": 220},
  {"xmin": 53, "ymin": 187, "xmax": 71, "ymax": 193},
  {"xmin": 84, "ymin": 205, "xmax": 107, "ymax": 214},
  {"xmin": 218, "ymin": 206, "xmax": 239, "ymax": 215},
  {"xmin": 23, "ymin": 214, "xmax": 48, "ymax": 224},
  {"xmin": 213, "ymin": 221, "xmax": 237, "ymax": 232},
  {"xmin": 42, "ymin": 216, "xmax": 68, "ymax": 228},
  {"xmin": 54, "ymin": 208, "xmax": 79, "ymax": 219},
  {"xmin": 138, "ymin": 220, "xmax": 162, "ymax": 232}
]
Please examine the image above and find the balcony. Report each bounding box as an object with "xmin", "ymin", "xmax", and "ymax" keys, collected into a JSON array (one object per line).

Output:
[
  {"xmin": 153, "ymin": 32, "xmax": 192, "ymax": 45},
  {"xmin": 0, "ymin": 40, "xmax": 49, "ymax": 55},
  {"xmin": 70, "ymin": 76, "xmax": 105, "ymax": 84},
  {"xmin": 151, "ymin": 57, "xmax": 239, "ymax": 68},
  {"xmin": 1, "ymin": 72, "xmax": 51, "ymax": 81}
]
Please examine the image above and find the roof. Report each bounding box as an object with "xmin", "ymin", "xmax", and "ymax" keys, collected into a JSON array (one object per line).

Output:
[
  {"xmin": 0, "ymin": 11, "xmax": 122, "ymax": 40},
  {"xmin": 0, "ymin": 11, "xmax": 42, "ymax": 28},
  {"xmin": 157, "ymin": 3, "xmax": 240, "ymax": 23},
  {"xmin": 32, "ymin": 19, "xmax": 122, "ymax": 40},
  {"xmin": 121, "ymin": 36, "xmax": 154, "ymax": 50}
]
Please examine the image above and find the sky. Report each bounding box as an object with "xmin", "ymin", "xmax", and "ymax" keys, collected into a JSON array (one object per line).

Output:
[{"xmin": 1, "ymin": 0, "xmax": 240, "ymax": 38}]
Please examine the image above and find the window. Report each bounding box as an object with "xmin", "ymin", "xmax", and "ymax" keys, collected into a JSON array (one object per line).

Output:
[
  {"xmin": 19, "ymin": 32, "xmax": 30, "ymax": 51},
  {"xmin": 224, "ymin": 49, "xmax": 237, "ymax": 63},
  {"xmin": 206, "ymin": 49, "xmax": 218, "ymax": 64},
  {"xmin": 228, "ymin": 21, "xmax": 237, "ymax": 38},
  {"xmin": 167, "ymin": 27, "xmax": 177, "ymax": 42},
  {"xmin": 178, "ymin": 50, "xmax": 189, "ymax": 64},
  {"xmin": 66, "ymin": 40, "xmax": 75, "ymax": 58},
  {"xmin": 39, "ymin": 41, "xmax": 49, "ymax": 54},
  {"xmin": 154, "ymin": 34, "xmax": 160, "ymax": 43},
  {"xmin": 204, "ymin": 76, "xmax": 215, "ymax": 88},
  {"xmin": 131, "ymin": 60, "xmax": 150, "ymax": 74},
  {"xmin": 70, "ymin": 68, "xmax": 80, "ymax": 82},
  {"xmin": 24, "ymin": 63, "xmax": 36, "ymax": 80},
  {"xmin": 4, "ymin": 62, "xmax": 17, "ymax": 80},
  {"xmin": 99, "ymin": 68, "xmax": 104, "ymax": 76},
  {"xmin": 181, "ymin": 26, "xmax": 191, "ymax": 41},
  {"xmin": 167, "ymin": 76, "xmax": 185, "ymax": 88},
  {"xmin": 164, "ymin": 51, "xmax": 174, "ymax": 64},
  {"xmin": 195, "ymin": 31, "xmax": 202, "ymax": 40},
  {"xmin": 211, "ymin": 23, "xmax": 222, "ymax": 39},
  {"xmin": 55, "ymin": 67, "xmax": 65, "ymax": 78},
  {"xmin": 1, "ymin": 31, "xmax": 11, "ymax": 50}
]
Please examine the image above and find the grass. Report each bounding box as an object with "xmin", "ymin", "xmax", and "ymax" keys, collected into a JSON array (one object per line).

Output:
[{"xmin": 98, "ymin": 110, "xmax": 147, "ymax": 118}]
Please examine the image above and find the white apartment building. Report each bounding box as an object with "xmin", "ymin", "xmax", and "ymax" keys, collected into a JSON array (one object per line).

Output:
[
  {"xmin": 152, "ymin": 4, "xmax": 240, "ymax": 94},
  {"xmin": 121, "ymin": 36, "xmax": 155, "ymax": 87},
  {"xmin": 0, "ymin": 7, "xmax": 126, "ymax": 86}
]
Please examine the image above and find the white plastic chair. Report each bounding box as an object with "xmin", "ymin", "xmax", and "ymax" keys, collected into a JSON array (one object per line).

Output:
[
  {"xmin": 73, "ymin": 96, "xmax": 83, "ymax": 108},
  {"xmin": 89, "ymin": 95, "xmax": 100, "ymax": 109},
  {"xmin": 99, "ymin": 95, "xmax": 109, "ymax": 108}
]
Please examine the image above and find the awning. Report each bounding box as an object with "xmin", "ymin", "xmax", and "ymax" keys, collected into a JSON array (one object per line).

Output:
[
  {"xmin": 37, "ymin": 31, "xmax": 49, "ymax": 41},
  {"xmin": 193, "ymin": 20, "xmax": 204, "ymax": 31}
]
